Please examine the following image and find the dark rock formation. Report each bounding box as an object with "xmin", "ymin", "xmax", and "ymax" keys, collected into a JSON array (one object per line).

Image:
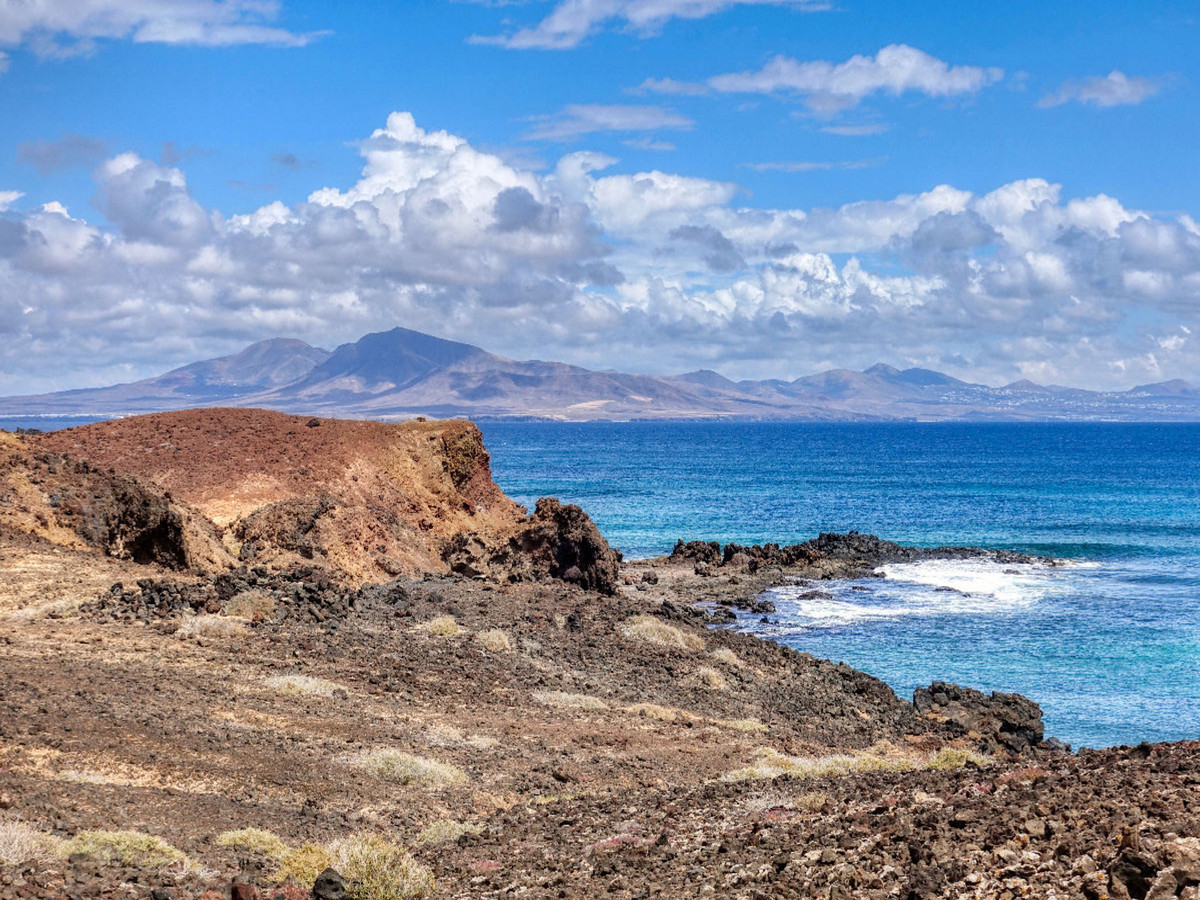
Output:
[
  {"xmin": 444, "ymin": 497, "xmax": 622, "ymax": 594},
  {"xmin": 914, "ymin": 680, "xmax": 1045, "ymax": 753},
  {"xmin": 234, "ymin": 494, "xmax": 336, "ymax": 561},
  {"xmin": 0, "ymin": 436, "xmax": 230, "ymax": 574},
  {"xmin": 669, "ymin": 540, "xmax": 722, "ymax": 565}
]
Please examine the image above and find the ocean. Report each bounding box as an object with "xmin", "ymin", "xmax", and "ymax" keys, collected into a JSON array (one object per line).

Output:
[
  {"xmin": 478, "ymin": 421, "xmax": 1200, "ymax": 751},
  {"xmin": 5, "ymin": 415, "xmax": 1198, "ymax": 750}
]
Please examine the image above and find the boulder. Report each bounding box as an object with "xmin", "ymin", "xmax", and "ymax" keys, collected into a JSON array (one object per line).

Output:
[{"xmin": 913, "ymin": 680, "xmax": 1044, "ymax": 753}]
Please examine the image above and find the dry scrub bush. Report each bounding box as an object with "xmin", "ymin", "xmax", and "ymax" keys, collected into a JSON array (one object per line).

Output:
[
  {"xmin": 66, "ymin": 830, "xmax": 186, "ymax": 868},
  {"xmin": 356, "ymin": 750, "xmax": 468, "ymax": 787},
  {"xmin": 724, "ymin": 748, "xmax": 918, "ymax": 783},
  {"xmin": 275, "ymin": 843, "xmax": 333, "ymax": 886},
  {"xmin": 226, "ymin": 590, "xmax": 275, "ymax": 621},
  {"xmin": 264, "ymin": 674, "xmax": 345, "ymax": 697},
  {"xmin": 618, "ymin": 615, "xmax": 704, "ymax": 652},
  {"xmin": 330, "ymin": 832, "xmax": 435, "ymax": 900},
  {"xmin": 216, "ymin": 828, "xmax": 289, "ymax": 860},
  {"xmin": 532, "ymin": 690, "xmax": 609, "ymax": 711},
  {"xmin": 696, "ymin": 666, "xmax": 728, "ymax": 691},
  {"xmin": 474, "ymin": 629, "xmax": 512, "ymax": 652},
  {"xmin": 416, "ymin": 819, "xmax": 485, "ymax": 846},
  {"xmin": 0, "ymin": 821, "xmax": 66, "ymax": 865},
  {"xmin": 711, "ymin": 647, "xmax": 743, "ymax": 667},
  {"xmin": 420, "ymin": 615, "xmax": 461, "ymax": 637},
  {"xmin": 177, "ymin": 614, "xmax": 247, "ymax": 639}
]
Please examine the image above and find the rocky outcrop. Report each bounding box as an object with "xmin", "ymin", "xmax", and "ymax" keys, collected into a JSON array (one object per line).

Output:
[
  {"xmin": 0, "ymin": 432, "xmax": 230, "ymax": 573},
  {"xmin": 36, "ymin": 409, "xmax": 526, "ymax": 584},
  {"xmin": 445, "ymin": 498, "xmax": 622, "ymax": 594},
  {"xmin": 668, "ymin": 530, "xmax": 1045, "ymax": 578},
  {"xmin": 914, "ymin": 680, "xmax": 1045, "ymax": 753}
]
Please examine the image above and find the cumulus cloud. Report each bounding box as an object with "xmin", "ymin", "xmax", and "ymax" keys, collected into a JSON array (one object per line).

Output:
[
  {"xmin": 473, "ymin": 0, "xmax": 829, "ymax": 50},
  {"xmin": 1038, "ymin": 70, "xmax": 1164, "ymax": 108},
  {"xmin": 707, "ymin": 44, "xmax": 1004, "ymax": 113},
  {"xmin": 0, "ymin": 0, "xmax": 321, "ymax": 62},
  {"xmin": 2, "ymin": 111, "xmax": 1199, "ymax": 394},
  {"xmin": 17, "ymin": 133, "xmax": 108, "ymax": 174},
  {"xmin": 0, "ymin": 191, "xmax": 23, "ymax": 212},
  {"xmin": 525, "ymin": 103, "xmax": 693, "ymax": 141}
]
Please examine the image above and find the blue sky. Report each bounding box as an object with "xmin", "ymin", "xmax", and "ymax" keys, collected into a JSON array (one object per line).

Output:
[{"xmin": 0, "ymin": 0, "xmax": 1197, "ymax": 393}]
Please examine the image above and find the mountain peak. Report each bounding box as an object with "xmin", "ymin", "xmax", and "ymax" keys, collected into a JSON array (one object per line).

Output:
[
  {"xmin": 863, "ymin": 363, "xmax": 901, "ymax": 377},
  {"xmin": 284, "ymin": 327, "xmax": 496, "ymax": 395}
]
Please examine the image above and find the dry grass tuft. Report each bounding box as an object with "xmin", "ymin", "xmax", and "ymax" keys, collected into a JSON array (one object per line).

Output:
[
  {"xmin": 724, "ymin": 747, "xmax": 919, "ymax": 783},
  {"xmin": 420, "ymin": 615, "xmax": 461, "ymax": 637},
  {"xmin": 264, "ymin": 674, "xmax": 346, "ymax": 697},
  {"xmin": 0, "ymin": 821, "xmax": 66, "ymax": 865},
  {"xmin": 474, "ymin": 628, "xmax": 512, "ymax": 652},
  {"xmin": 416, "ymin": 819, "xmax": 485, "ymax": 846},
  {"xmin": 216, "ymin": 827, "xmax": 289, "ymax": 859},
  {"xmin": 177, "ymin": 614, "xmax": 247, "ymax": 639},
  {"xmin": 424, "ymin": 723, "xmax": 498, "ymax": 750},
  {"xmin": 624, "ymin": 702, "xmax": 680, "ymax": 722},
  {"xmin": 226, "ymin": 589, "xmax": 275, "ymax": 620},
  {"xmin": 275, "ymin": 842, "xmax": 333, "ymax": 886},
  {"xmin": 928, "ymin": 746, "xmax": 991, "ymax": 770},
  {"xmin": 329, "ymin": 832, "xmax": 435, "ymax": 900},
  {"xmin": 618, "ymin": 615, "xmax": 704, "ymax": 652},
  {"xmin": 696, "ymin": 666, "xmax": 728, "ymax": 691},
  {"xmin": 532, "ymin": 690, "xmax": 609, "ymax": 711},
  {"xmin": 714, "ymin": 717, "xmax": 768, "ymax": 733},
  {"xmin": 355, "ymin": 749, "xmax": 468, "ymax": 787},
  {"xmin": 65, "ymin": 830, "xmax": 186, "ymax": 869},
  {"xmin": 711, "ymin": 647, "xmax": 743, "ymax": 667}
]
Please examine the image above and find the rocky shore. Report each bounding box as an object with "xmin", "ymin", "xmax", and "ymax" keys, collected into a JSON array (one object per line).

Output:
[{"xmin": 0, "ymin": 411, "xmax": 1196, "ymax": 900}]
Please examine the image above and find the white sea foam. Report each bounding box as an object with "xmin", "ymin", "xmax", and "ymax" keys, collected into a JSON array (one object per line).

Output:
[{"xmin": 765, "ymin": 557, "xmax": 1068, "ymax": 630}]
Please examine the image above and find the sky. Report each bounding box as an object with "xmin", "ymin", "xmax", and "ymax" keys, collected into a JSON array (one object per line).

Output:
[{"xmin": 0, "ymin": 0, "xmax": 1197, "ymax": 394}]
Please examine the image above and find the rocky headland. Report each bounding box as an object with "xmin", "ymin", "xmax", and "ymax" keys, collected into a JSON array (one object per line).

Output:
[{"xmin": 0, "ymin": 410, "xmax": 1196, "ymax": 900}]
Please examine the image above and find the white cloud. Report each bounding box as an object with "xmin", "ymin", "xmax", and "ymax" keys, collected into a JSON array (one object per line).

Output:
[
  {"xmin": 0, "ymin": 0, "xmax": 321, "ymax": 61},
  {"xmin": 0, "ymin": 49, "xmax": 8, "ymax": 72},
  {"xmin": 473, "ymin": 0, "xmax": 828, "ymax": 50},
  {"xmin": 634, "ymin": 76, "xmax": 709, "ymax": 95},
  {"xmin": 2, "ymin": 111, "xmax": 1200, "ymax": 394},
  {"xmin": 708, "ymin": 44, "xmax": 1004, "ymax": 113},
  {"xmin": 623, "ymin": 137, "xmax": 678, "ymax": 151},
  {"xmin": 0, "ymin": 191, "xmax": 23, "ymax": 211},
  {"xmin": 525, "ymin": 104, "xmax": 693, "ymax": 141},
  {"xmin": 1038, "ymin": 70, "xmax": 1164, "ymax": 108},
  {"xmin": 820, "ymin": 123, "xmax": 888, "ymax": 136}
]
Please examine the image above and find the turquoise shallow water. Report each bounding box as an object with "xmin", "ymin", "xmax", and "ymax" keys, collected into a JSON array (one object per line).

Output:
[
  {"xmin": 478, "ymin": 422, "xmax": 1200, "ymax": 750},
  {"xmin": 6, "ymin": 416, "xmax": 1199, "ymax": 749}
]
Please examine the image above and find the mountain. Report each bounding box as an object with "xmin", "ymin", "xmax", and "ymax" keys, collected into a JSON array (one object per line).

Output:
[
  {"xmin": 0, "ymin": 338, "xmax": 330, "ymax": 415},
  {"xmin": 3, "ymin": 327, "xmax": 1200, "ymax": 421}
]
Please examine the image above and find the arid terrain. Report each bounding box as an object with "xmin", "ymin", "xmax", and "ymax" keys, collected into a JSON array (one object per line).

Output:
[{"xmin": 2, "ymin": 411, "xmax": 1198, "ymax": 900}]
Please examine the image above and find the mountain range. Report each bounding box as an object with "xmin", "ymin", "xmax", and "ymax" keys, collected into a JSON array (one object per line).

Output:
[{"xmin": 4, "ymin": 327, "xmax": 1200, "ymax": 422}]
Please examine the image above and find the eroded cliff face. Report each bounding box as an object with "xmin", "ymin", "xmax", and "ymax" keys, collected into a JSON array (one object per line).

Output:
[
  {"xmin": 0, "ymin": 432, "xmax": 229, "ymax": 573},
  {"xmin": 30, "ymin": 409, "xmax": 619, "ymax": 588}
]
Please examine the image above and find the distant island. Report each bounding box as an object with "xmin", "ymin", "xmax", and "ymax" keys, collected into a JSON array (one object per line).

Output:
[{"xmin": 3, "ymin": 326, "xmax": 1199, "ymax": 422}]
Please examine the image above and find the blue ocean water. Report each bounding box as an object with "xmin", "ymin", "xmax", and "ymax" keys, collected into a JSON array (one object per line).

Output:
[{"xmin": 478, "ymin": 422, "xmax": 1200, "ymax": 750}]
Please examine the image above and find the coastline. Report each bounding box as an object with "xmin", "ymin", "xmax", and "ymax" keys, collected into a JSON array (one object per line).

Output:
[{"xmin": 1, "ymin": 411, "xmax": 1198, "ymax": 899}]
